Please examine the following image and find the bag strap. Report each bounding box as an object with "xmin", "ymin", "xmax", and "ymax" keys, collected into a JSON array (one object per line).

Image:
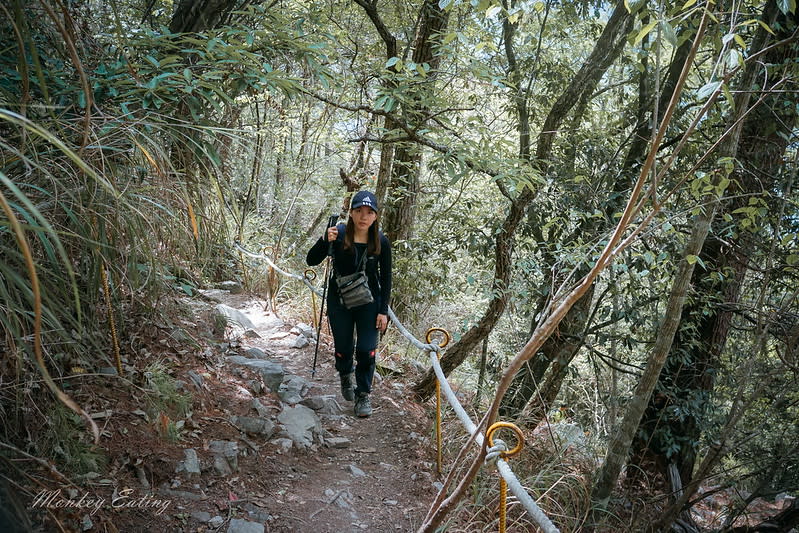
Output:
[{"xmin": 333, "ymin": 244, "xmax": 368, "ymax": 278}]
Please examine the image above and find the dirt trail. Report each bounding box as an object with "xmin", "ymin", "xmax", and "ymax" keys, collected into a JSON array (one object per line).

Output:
[
  {"xmin": 234, "ymin": 295, "xmax": 440, "ymax": 532},
  {"xmin": 33, "ymin": 291, "xmax": 441, "ymax": 533}
]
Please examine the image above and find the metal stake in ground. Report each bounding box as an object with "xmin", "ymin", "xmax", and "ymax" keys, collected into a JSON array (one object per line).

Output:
[{"xmin": 312, "ymin": 214, "xmax": 338, "ymax": 377}]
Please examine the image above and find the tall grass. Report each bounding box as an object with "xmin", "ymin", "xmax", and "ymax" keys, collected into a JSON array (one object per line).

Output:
[{"xmin": 0, "ymin": 2, "xmax": 242, "ymax": 489}]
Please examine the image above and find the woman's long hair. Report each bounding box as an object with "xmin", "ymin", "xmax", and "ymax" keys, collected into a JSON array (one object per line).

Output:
[{"xmin": 343, "ymin": 213, "xmax": 381, "ymax": 256}]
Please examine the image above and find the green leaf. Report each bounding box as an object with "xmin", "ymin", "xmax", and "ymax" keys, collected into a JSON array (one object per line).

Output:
[
  {"xmin": 777, "ymin": 0, "xmax": 796, "ymax": 15},
  {"xmin": 757, "ymin": 20, "xmax": 776, "ymax": 35},
  {"xmin": 722, "ymin": 82, "xmax": 735, "ymax": 112},
  {"xmin": 660, "ymin": 21, "xmax": 678, "ymax": 47},
  {"xmin": 633, "ymin": 21, "xmax": 658, "ymax": 46},
  {"xmin": 486, "ymin": 5, "xmax": 502, "ymax": 18},
  {"xmin": 788, "ymin": 255, "xmax": 799, "ymax": 266},
  {"xmin": 716, "ymin": 176, "xmax": 731, "ymax": 196},
  {"xmin": 385, "ymin": 57, "xmax": 400, "ymax": 69},
  {"xmin": 727, "ymin": 49, "xmax": 743, "ymax": 71},
  {"xmin": 697, "ymin": 81, "xmax": 721, "ymax": 100},
  {"xmin": 686, "ymin": 254, "xmax": 698, "ymax": 264}
]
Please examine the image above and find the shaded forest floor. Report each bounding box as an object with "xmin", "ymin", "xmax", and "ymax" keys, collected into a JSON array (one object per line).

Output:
[
  {"xmin": 7, "ymin": 287, "xmax": 796, "ymax": 532},
  {"xmin": 20, "ymin": 289, "xmax": 440, "ymax": 533}
]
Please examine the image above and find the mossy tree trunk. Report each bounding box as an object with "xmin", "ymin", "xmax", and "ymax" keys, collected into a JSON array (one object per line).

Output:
[
  {"xmin": 413, "ymin": 0, "xmax": 634, "ymax": 401},
  {"xmin": 629, "ymin": 0, "xmax": 798, "ymax": 514}
]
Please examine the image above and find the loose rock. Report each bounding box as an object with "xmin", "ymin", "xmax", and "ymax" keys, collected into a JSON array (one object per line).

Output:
[{"xmin": 226, "ymin": 518, "xmax": 263, "ymax": 533}]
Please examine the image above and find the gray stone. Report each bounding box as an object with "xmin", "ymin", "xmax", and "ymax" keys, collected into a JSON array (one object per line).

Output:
[
  {"xmin": 190, "ymin": 510, "xmax": 211, "ymax": 522},
  {"xmin": 291, "ymin": 323, "xmax": 316, "ymax": 339},
  {"xmin": 186, "ymin": 370, "xmax": 204, "ymax": 389},
  {"xmin": 218, "ymin": 280, "xmax": 243, "ymax": 294},
  {"xmin": 181, "ymin": 448, "xmax": 201, "ymax": 475},
  {"xmin": 244, "ymin": 347, "xmax": 268, "ymax": 359},
  {"xmin": 347, "ymin": 464, "xmax": 366, "ymax": 477},
  {"xmin": 278, "ymin": 375, "xmax": 310, "ymax": 405},
  {"xmin": 549, "ymin": 422, "xmax": 587, "ymax": 450},
  {"xmin": 242, "ymin": 502, "xmax": 272, "ymax": 523},
  {"xmin": 324, "ymin": 488, "xmax": 354, "ymax": 511},
  {"xmin": 272, "ymin": 438, "xmax": 293, "ymax": 453},
  {"xmin": 170, "ymin": 327, "xmax": 195, "ymax": 344},
  {"xmin": 213, "ymin": 304, "xmax": 256, "ymax": 331},
  {"xmin": 292, "ymin": 335, "xmax": 310, "ymax": 349},
  {"xmin": 227, "ymin": 518, "xmax": 264, "ymax": 533},
  {"xmin": 209, "ymin": 515, "xmax": 224, "ymax": 527},
  {"xmin": 231, "ymin": 416, "xmax": 275, "ymax": 438},
  {"xmin": 198, "ymin": 289, "xmax": 225, "ymax": 302},
  {"xmin": 251, "ymin": 398, "xmax": 270, "ymax": 417},
  {"xmin": 248, "ymin": 379, "xmax": 262, "ymax": 394},
  {"xmin": 300, "ymin": 395, "xmax": 341, "ymax": 414},
  {"xmin": 277, "ymin": 404, "xmax": 320, "ymax": 448},
  {"xmin": 213, "ymin": 456, "xmax": 232, "ymax": 476},
  {"xmin": 226, "ymin": 356, "xmax": 284, "ymax": 391},
  {"xmin": 326, "ymin": 437, "xmax": 351, "ymax": 449},
  {"xmin": 98, "ymin": 367, "xmax": 118, "ymax": 376},
  {"xmin": 209, "ymin": 440, "xmax": 238, "ymax": 473}
]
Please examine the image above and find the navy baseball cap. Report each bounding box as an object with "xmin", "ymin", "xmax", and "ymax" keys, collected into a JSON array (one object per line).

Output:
[{"xmin": 351, "ymin": 190, "xmax": 378, "ymax": 212}]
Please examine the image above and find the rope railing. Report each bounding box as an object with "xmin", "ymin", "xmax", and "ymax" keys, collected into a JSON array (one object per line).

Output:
[{"xmin": 233, "ymin": 241, "xmax": 559, "ymax": 533}]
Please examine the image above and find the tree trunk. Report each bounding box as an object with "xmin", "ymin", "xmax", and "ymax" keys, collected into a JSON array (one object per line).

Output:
[
  {"xmin": 592, "ymin": 199, "xmax": 717, "ymax": 504},
  {"xmin": 629, "ymin": 0, "xmax": 798, "ymax": 516},
  {"xmin": 381, "ymin": 0, "xmax": 449, "ymax": 243},
  {"xmin": 501, "ymin": 34, "xmax": 695, "ymax": 421},
  {"xmin": 592, "ymin": 0, "xmax": 787, "ymax": 507},
  {"xmin": 500, "ymin": 284, "xmax": 595, "ymax": 419},
  {"xmin": 168, "ymin": 0, "xmax": 238, "ymax": 33},
  {"xmin": 413, "ymin": 0, "xmax": 634, "ymax": 401},
  {"xmin": 353, "ymin": 0, "xmax": 397, "ymax": 213}
]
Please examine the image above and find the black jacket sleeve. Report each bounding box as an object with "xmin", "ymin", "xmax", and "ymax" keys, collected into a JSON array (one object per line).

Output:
[
  {"xmin": 378, "ymin": 233, "xmax": 392, "ymax": 315},
  {"xmin": 306, "ymin": 224, "xmax": 345, "ymax": 266}
]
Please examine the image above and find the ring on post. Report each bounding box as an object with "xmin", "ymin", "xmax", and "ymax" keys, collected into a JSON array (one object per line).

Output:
[
  {"xmin": 303, "ymin": 269, "xmax": 316, "ymax": 281},
  {"xmin": 486, "ymin": 422, "xmax": 524, "ymax": 458},
  {"xmin": 425, "ymin": 327, "xmax": 451, "ymax": 348}
]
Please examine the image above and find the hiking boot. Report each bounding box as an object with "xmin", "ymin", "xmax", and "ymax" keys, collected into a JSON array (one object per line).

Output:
[
  {"xmin": 354, "ymin": 393, "xmax": 372, "ymax": 418},
  {"xmin": 340, "ymin": 372, "xmax": 355, "ymax": 401}
]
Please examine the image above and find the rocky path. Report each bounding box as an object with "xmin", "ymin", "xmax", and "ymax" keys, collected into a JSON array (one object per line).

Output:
[{"xmin": 88, "ymin": 290, "xmax": 441, "ymax": 533}]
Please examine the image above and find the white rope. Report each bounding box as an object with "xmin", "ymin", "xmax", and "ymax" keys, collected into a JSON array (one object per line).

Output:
[
  {"xmin": 428, "ymin": 350, "xmax": 560, "ymax": 533},
  {"xmin": 485, "ymin": 439, "xmax": 508, "ymax": 466},
  {"xmin": 234, "ymin": 241, "xmax": 319, "ymax": 294},
  {"xmin": 234, "ymin": 240, "xmax": 559, "ymax": 532}
]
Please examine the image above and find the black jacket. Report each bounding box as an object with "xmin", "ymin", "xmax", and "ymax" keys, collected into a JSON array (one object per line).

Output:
[{"xmin": 306, "ymin": 224, "xmax": 392, "ymax": 314}]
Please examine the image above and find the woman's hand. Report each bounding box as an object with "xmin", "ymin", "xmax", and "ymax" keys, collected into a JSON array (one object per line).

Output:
[
  {"xmin": 376, "ymin": 313, "xmax": 388, "ymax": 332},
  {"xmin": 326, "ymin": 226, "xmax": 338, "ymax": 242}
]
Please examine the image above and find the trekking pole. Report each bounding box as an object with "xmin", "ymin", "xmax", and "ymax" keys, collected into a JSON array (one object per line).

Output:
[{"xmin": 312, "ymin": 214, "xmax": 338, "ymax": 377}]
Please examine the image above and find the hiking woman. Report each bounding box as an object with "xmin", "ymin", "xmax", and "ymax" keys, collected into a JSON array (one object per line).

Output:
[{"xmin": 306, "ymin": 190, "xmax": 392, "ymax": 417}]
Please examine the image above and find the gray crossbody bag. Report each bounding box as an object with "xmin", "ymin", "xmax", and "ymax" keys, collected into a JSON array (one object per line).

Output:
[{"xmin": 334, "ymin": 250, "xmax": 374, "ymax": 309}]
